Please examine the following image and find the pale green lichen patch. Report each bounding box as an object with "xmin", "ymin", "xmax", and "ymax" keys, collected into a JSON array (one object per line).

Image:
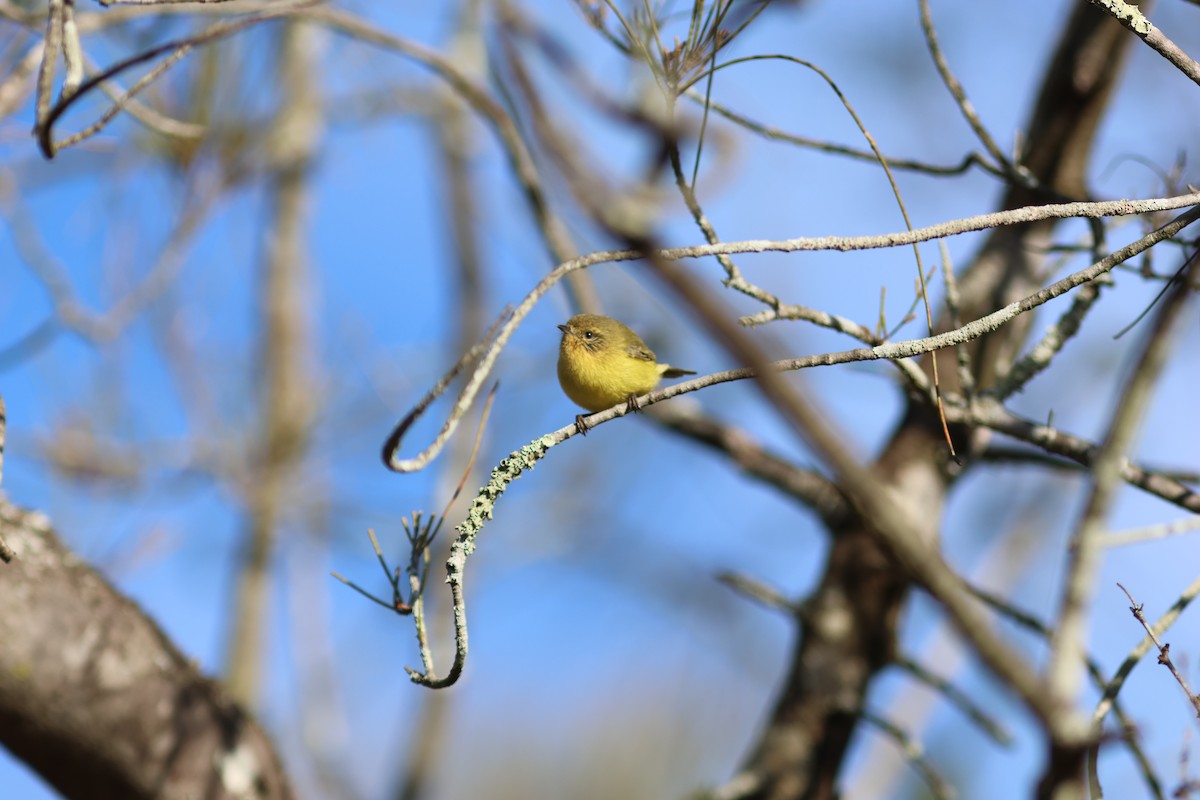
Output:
[
  {"xmin": 454, "ymin": 434, "xmax": 557, "ymax": 553},
  {"xmin": 1103, "ymin": 0, "xmax": 1152, "ymax": 34}
]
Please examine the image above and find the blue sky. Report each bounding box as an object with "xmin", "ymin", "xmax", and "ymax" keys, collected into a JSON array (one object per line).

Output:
[{"xmin": 2, "ymin": 1, "xmax": 1200, "ymax": 797}]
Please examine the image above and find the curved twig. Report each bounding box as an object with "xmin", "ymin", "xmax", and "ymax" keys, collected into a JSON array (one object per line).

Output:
[
  {"xmin": 395, "ymin": 200, "xmax": 1199, "ymax": 690},
  {"xmin": 918, "ymin": 0, "xmax": 1028, "ymax": 185},
  {"xmin": 380, "ymin": 314, "xmax": 508, "ymax": 472},
  {"xmin": 381, "ymin": 195, "xmax": 1200, "ymax": 475},
  {"xmin": 683, "ymin": 90, "xmax": 1005, "ymax": 177},
  {"xmin": 34, "ymin": 1, "xmax": 316, "ymax": 157}
]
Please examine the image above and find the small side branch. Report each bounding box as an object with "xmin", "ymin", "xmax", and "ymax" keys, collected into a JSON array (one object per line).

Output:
[
  {"xmin": 1115, "ymin": 582, "xmax": 1200, "ymax": 718},
  {"xmin": 404, "ymin": 435, "xmax": 556, "ymax": 688},
  {"xmin": 1087, "ymin": 0, "xmax": 1200, "ymax": 86},
  {"xmin": 0, "ymin": 393, "xmax": 11, "ymax": 562}
]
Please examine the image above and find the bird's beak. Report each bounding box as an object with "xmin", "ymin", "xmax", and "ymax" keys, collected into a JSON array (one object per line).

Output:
[{"xmin": 557, "ymin": 324, "xmax": 569, "ymax": 335}]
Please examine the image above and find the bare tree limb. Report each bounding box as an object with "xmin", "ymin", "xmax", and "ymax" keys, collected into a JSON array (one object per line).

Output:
[{"xmin": 0, "ymin": 500, "xmax": 293, "ymax": 799}]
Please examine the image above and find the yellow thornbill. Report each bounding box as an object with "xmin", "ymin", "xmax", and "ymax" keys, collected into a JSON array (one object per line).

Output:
[{"xmin": 557, "ymin": 314, "xmax": 696, "ymax": 434}]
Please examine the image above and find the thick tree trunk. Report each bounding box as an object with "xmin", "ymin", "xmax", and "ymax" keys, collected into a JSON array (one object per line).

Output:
[{"xmin": 0, "ymin": 500, "xmax": 293, "ymax": 800}]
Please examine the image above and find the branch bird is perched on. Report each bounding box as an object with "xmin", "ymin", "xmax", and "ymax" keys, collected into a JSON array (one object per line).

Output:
[{"xmin": 557, "ymin": 314, "xmax": 696, "ymax": 434}]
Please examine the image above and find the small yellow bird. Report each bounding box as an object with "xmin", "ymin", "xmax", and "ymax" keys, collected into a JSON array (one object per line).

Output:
[{"xmin": 557, "ymin": 314, "xmax": 695, "ymax": 432}]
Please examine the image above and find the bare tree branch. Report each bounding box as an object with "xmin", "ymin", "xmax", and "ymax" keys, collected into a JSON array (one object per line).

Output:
[{"xmin": 0, "ymin": 500, "xmax": 293, "ymax": 799}]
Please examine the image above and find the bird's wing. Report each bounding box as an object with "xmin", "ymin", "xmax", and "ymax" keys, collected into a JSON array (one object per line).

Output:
[{"xmin": 626, "ymin": 343, "xmax": 656, "ymax": 362}]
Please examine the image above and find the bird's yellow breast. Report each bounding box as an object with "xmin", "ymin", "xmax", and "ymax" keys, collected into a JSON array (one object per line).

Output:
[{"xmin": 557, "ymin": 336, "xmax": 663, "ymax": 412}]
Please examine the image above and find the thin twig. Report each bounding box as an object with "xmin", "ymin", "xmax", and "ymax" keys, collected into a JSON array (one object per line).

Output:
[
  {"xmin": 683, "ymin": 90, "xmax": 1005, "ymax": 177},
  {"xmin": 895, "ymin": 656, "xmax": 1013, "ymax": 746},
  {"xmin": 918, "ymin": 0, "xmax": 1030, "ymax": 186},
  {"xmin": 1115, "ymin": 583, "xmax": 1200, "ymax": 718},
  {"xmin": 715, "ymin": 571, "xmax": 799, "ymax": 614},
  {"xmin": 859, "ymin": 710, "xmax": 956, "ymax": 800},
  {"xmin": 1104, "ymin": 517, "xmax": 1200, "ymax": 548},
  {"xmin": 0, "ymin": 393, "xmax": 11, "ymax": 562}
]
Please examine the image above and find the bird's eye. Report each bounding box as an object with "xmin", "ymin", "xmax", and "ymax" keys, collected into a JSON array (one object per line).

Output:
[{"xmin": 583, "ymin": 331, "xmax": 594, "ymax": 339}]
